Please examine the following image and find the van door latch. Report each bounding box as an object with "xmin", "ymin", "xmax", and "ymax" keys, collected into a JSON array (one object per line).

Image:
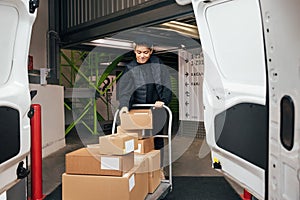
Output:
[{"xmin": 29, "ymin": 0, "xmax": 39, "ymax": 14}]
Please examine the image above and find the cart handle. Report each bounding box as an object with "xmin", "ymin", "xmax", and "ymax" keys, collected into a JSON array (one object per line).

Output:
[{"xmin": 112, "ymin": 108, "xmax": 120, "ymax": 135}]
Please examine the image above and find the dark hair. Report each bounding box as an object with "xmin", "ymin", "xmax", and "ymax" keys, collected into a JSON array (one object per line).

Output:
[{"xmin": 133, "ymin": 36, "xmax": 154, "ymax": 50}]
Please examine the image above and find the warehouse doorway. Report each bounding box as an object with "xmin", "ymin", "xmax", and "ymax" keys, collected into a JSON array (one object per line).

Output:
[{"xmin": 46, "ymin": 2, "xmax": 215, "ymax": 181}]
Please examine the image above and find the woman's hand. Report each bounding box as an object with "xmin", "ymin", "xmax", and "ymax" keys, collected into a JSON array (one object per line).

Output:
[
  {"xmin": 119, "ymin": 106, "xmax": 129, "ymax": 118},
  {"xmin": 154, "ymin": 101, "xmax": 164, "ymax": 108}
]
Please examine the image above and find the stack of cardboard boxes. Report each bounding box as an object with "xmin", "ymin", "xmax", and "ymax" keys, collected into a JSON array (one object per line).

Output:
[
  {"xmin": 62, "ymin": 109, "xmax": 161, "ymax": 200},
  {"xmin": 134, "ymin": 137, "xmax": 161, "ymax": 194},
  {"xmin": 120, "ymin": 109, "xmax": 161, "ymax": 193}
]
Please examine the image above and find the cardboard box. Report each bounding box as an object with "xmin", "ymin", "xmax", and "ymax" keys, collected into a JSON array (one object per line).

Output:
[
  {"xmin": 135, "ymin": 137, "xmax": 154, "ymax": 154},
  {"xmin": 117, "ymin": 126, "xmax": 143, "ymax": 136},
  {"xmin": 135, "ymin": 150, "xmax": 160, "ymax": 172},
  {"xmin": 98, "ymin": 133, "xmax": 138, "ymax": 155},
  {"xmin": 145, "ymin": 150, "xmax": 161, "ymax": 193},
  {"xmin": 62, "ymin": 156, "xmax": 148, "ymax": 200},
  {"xmin": 120, "ymin": 109, "xmax": 153, "ymax": 130},
  {"xmin": 117, "ymin": 125, "xmax": 153, "ymax": 139},
  {"xmin": 135, "ymin": 150, "xmax": 161, "ymax": 193},
  {"xmin": 65, "ymin": 148, "xmax": 134, "ymax": 176},
  {"xmin": 131, "ymin": 157, "xmax": 149, "ymax": 200},
  {"xmin": 148, "ymin": 170, "xmax": 161, "ymax": 193}
]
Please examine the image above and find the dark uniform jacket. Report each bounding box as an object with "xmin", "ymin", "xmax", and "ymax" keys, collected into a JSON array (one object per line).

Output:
[{"xmin": 118, "ymin": 55, "xmax": 172, "ymax": 109}]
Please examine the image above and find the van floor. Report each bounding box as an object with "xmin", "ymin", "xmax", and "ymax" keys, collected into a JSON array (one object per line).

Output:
[{"xmin": 38, "ymin": 125, "xmax": 243, "ymax": 200}]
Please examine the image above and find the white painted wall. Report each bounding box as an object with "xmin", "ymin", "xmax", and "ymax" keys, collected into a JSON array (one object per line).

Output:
[{"xmin": 30, "ymin": 84, "xmax": 66, "ymax": 158}]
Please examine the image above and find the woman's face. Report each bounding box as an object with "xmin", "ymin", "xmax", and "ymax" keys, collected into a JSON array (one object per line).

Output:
[{"xmin": 134, "ymin": 45, "xmax": 152, "ymax": 64}]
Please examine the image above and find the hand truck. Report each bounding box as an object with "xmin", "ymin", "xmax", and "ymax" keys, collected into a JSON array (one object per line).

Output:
[{"xmin": 112, "ymin": 104, "xmax": 173, "ymax": 200}]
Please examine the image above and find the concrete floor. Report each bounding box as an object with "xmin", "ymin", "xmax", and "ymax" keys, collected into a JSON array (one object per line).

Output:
[{"xmin": 39, "ymin": 125, "xmax": 243, "ymax": 198}]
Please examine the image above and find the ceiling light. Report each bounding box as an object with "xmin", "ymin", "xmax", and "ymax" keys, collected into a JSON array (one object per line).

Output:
[{"xmin": 84, "ymin": 38, "xmax": 134, "ymax": 50}]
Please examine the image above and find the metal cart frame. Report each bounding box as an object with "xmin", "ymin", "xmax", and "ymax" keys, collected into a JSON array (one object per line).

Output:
[{"xmin": 112, "ymin": 104, "xmax": 173, "ymax": 199}]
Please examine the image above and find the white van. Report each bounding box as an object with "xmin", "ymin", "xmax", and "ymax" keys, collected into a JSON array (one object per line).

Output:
[
  {"xmin": 0, "ymin": 0, "xmax": 37, "ymax": 199},
  {"xmin": 176, "ymin": 0, "xmax": 300, "ymax": 199},
  {"xmin": 1, "ymin": 0, "xmax": 299, "ymax": 200}
]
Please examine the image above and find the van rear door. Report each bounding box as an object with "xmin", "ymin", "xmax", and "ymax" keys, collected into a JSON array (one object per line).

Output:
[
  {"xmin": 260, "ymin": 0, "xmax": 300, "ymax": 199},
  {"xmin": 0, "ymin": 0, "xmax": 36, "ymax": 194},
  {"xmin": 177, "ymin": 0, "xmax": 268, "ymax": 199}
]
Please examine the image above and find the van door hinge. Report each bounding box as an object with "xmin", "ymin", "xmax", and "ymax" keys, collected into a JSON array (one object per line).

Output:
[{"xmin": 17, "ymin": 161, "xmax": 30, "ymax": 179}]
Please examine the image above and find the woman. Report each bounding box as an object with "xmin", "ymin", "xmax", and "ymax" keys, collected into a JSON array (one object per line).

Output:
[
  {"xmin": 118, "ymin": 38, "xmax": 172, "ymax": 112},
  {"xmin": 118, "ymin": 37, "xmax": 172, "ymax": 170}
]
